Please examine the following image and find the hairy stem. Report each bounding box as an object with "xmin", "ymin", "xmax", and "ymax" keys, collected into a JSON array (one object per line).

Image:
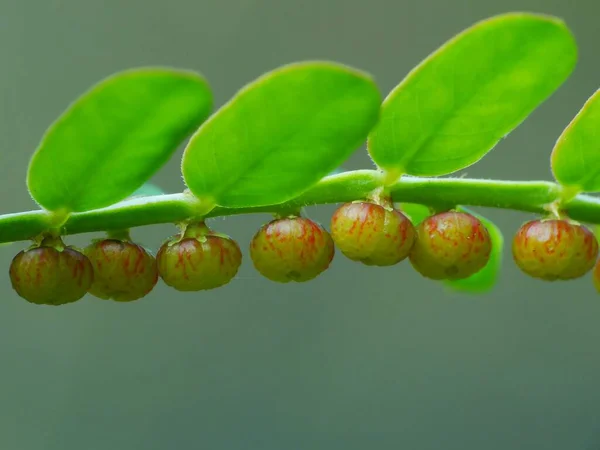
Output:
[{"xmin": 1, "ymin": 170, "xmax": 599, "ymax": 244}]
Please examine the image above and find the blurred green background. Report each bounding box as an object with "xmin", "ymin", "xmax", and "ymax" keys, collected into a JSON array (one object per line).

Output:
[{"xmin": 1, "ymin": 0, "xmax": 599, "ymax": 449}]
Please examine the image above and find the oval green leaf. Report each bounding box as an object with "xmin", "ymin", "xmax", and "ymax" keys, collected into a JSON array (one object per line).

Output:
[
  {"xmin": 368, "ymin": 13, "xmax": 577, "ymax": 177},
  {"xmin": 551, "ymin": 89, "xmax": 600, "ymax": 193},
  {"xmin": 181, "ymin": 61, "xmax": 381, "ymax": 208},
  {"xmin": 444, "ymin": 208, "xmax": 503, "ymax": 294},
  {"xmin": 27, "ymin": 68, "xmax": 213, "ymax": 212}
]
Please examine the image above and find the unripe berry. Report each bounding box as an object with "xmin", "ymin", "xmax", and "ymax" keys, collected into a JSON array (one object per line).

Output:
[
  {"xmin": 409, "ymin": 211, "xmax": 492, "ymax": 280},
  {"xmin": 156, "ymin": 222, "xmax": 242, "ymax": 291},
  {"xmin": 512, "ymin": 219, "xmax": 598, "ymax": 281},
  {"xmin": 84, "ymin": 239, "xmax": 158, "ymax": 302},
  {"xmin": 330, "ymin": 201, "xmax": 415, "ymax": 266},
  {"xmin": 9, "ymin": 242, "xmax": 93, "ymax": 306},
  {"xmin": 250, "ymin": 216, "xmax": 334, "ymax": 283}
]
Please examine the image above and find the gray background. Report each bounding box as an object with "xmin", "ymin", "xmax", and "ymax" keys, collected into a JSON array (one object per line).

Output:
[{"xmin": 1, "ymin": 0, "xmax": 599, "ymax": 449}]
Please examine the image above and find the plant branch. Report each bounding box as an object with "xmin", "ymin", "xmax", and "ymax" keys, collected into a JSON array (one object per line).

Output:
[{"xmin": 1, "ymin": 170, "xmax": 599, "ymax": 245}]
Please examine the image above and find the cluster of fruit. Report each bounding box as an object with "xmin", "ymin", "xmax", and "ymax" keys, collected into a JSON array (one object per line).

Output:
[{"xmin": 8, "ymin": 200, "xmax": 600, "ymax": 305}]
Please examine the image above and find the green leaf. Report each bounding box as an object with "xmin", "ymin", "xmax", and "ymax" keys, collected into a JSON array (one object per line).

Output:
[
  {"xmin": 551, "ymin": 89, "xmax": 600, "ymax": 193},
  {"xmin": 444, "ymin": 208, "xmax": 504, "ymax": 294},
  {"xmin": 181, "ymin": 61, "xmax": 381, "ymax": 208},
  {"xmin": 27, "ymin": 67, "xmax": 213, "ymax": 213},
  {"xmin": 594, "ymin": 225, "xmax": 600, "ymax": 243},
  {"xmin": 368, "ymin": 13, "xmax": 577, "ymax": 177},
  {"xmin": 328, "ymin": 166, "xmax": 346, "ymax": 176},
  {"xmin": 398, "ymin": 202, "xmax": 431, "ymax": 225},
  {"xmin": 129, "ymin": 182, "xmax": 165, "ymax": 198}
]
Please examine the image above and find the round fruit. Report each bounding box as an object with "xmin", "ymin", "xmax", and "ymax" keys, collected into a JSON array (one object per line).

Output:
[
  {"xmin": 156, "ymin": 223, "xmax": 242, "ymax": 291},
  {"xmin": 512, "ymin": 219, "xmax": 598, "ymax": 281},
  {"xmin": 84, "ymin": 239, "xmax": 158, "ymax": 302},
  {"xmin": 409, "ymin": 211, "xmax": 492, "ymax": 280},
  {"xmin": 250, "ymin": 216, "xmax": 335, "ymax": 283},
  {"xmin": 9, "ymin": 244, "xmax": 94, "ymax": 305},
  {"xmin": 330, "ymin": 201, "xmax": 415, "ymax": 266}
]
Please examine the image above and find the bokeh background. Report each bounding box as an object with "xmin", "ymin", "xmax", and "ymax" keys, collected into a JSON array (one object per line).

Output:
[{"xmin": 1, "ymin": 0, "xmax": 599, "ymax": 449}]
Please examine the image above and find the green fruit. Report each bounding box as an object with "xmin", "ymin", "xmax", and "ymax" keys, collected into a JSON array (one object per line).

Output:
[
  {"xmin": 250, "ymin": 217, "xmax": 335, "ymax": 283},
  {"xmin": 512, "ymin": 219, "xmax": 598, "ymax": 281},
  {"xmin": 156, "ymin": 222, "xmax": 242, "ymax": 291},
  {"xmin": 9, "ymin": 244, "xmax": 94, "ymax": 305},
  {"xmin": 330, "ymin": 201, "xmax": 415, "ymax": 266},
  {"xmin": 409, "ymin": 211, "xmax": 492, "ymax": 280},
  {"xmin": 84, "ymin": 239, "xmax": 158, "ymax": 302}
]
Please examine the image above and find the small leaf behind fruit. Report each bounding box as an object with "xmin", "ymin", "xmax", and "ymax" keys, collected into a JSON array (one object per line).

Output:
[
  {"xmin": 129, "ymin": 182, "xmax": 165, "ymax": 198},
  {"xmin": 181, "ymin": 61, "xmax": 381, "ymax": 208},
  {"xmin": 368, "ymin": 13, "xmax": 577, "ymax": 177},
  {"xmin": 551, "ymin": 89, "xmax": 600, "ymax": 193},
  {"xmin": 27, "ymin": 68, "xmax": 213, "ymax": 212},
  {"xmin": 399, "ymin": 202, "xmax": 431, "ymax": 225},
  {"xmin": 444, "ymin": 208, "xmax": 503, "ymax": 293}
]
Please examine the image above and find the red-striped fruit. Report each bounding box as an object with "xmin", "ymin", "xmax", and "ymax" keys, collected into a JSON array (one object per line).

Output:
[
  {"xmin": 250, "ymin": 217, "xmax": 334, "ymax": 283},
  {"xmin": 409, "ymin": 211, "xmax": 492, "ymax": 280},
  {"xmin": 512, "ymin": 219, "xmax": 598, "ymax": 281},
  {"xmin": 157, "ymin": 222, "xmax": 242, "ymax": 291},
  {"xmin": 10, "ymin": 243, "xmax": 93, "ymax": 305},
  {"xmin": 85, "ymin": 239, "xmax": 158, "ymax": 302},
  {"xmin": 330, "ymin": 201, "xmax": 415, "ymax": 266}
]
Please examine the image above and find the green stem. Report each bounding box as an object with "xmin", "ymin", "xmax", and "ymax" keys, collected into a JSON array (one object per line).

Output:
[{"xmin": 1, "ymin": 170, "xmax": 598, "ymax": 245}]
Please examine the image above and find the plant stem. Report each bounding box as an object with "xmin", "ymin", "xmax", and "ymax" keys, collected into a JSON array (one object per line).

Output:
[{"xmin": 1, "ymin": 170, "xmax": 599, "ymax": 245}]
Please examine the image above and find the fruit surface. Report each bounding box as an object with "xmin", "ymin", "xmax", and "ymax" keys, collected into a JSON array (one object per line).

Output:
[
  {"xmin": 409, "ymin": 211, "xmax": 492, "ymax": 280},
  {"xmin": 250, "ymin": 217, "xmax": 335, "ymax": 283},
  {"xmin": 157, "ymin": 231, "xmax": 242, "ymax": 291},
  {"xmin": 85, "ymin": 239, "xmax": 158, "ymax": 301},
  {"xmin": 512, "ymin": 219, "xmax": 598, "ymax": 280},
  {"xmin": 10, "ymin": 245, "xmax": 93, "ymax": 305},
  {"xmin": 330, "ymin": 201, "xmax": 415, "ymax": 266}
]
